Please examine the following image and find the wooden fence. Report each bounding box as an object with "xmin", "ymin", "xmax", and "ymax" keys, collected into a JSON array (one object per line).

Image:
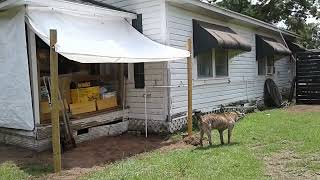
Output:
[{"xmin": 296, "ymin": 51, "xmax": 320, "ymax": 104}]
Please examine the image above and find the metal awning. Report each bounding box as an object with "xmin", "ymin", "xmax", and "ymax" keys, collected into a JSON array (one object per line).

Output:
[
  {"xmin": 193, "ymin": 20, "xmax": 252, "ymax": 56},
  {"xmin": 286, "ymin": 40, "xmax": 306, "ymax": 53},
  {"xmin": 256, "ymin": 35, "xmax": 292, "ymax": 60}
]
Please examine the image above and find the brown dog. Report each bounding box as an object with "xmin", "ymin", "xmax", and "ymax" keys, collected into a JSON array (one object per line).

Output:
[{"xmin": 194, "ymin": 110, "xmax": 244, "ymax": 146}]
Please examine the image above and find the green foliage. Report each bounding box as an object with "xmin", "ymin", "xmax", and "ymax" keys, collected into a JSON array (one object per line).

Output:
[
  {"xmin": 297, "ymin": 23, "xmax": 320, "ymax": 49},
  {"xmin": 207, "ymin": 0, "xmax": 320, "ymax": 49}
]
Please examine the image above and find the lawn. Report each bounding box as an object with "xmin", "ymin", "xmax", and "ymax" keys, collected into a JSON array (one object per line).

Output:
[
  {"xmin": 1, "ymin": 108, "xmax": 320, "ymax": 179},
  {"xmin": 84, "ymin": 109, "xmax": 320, "ymax": 180}
]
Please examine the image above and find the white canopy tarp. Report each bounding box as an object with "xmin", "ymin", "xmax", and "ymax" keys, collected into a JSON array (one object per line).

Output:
[
  {"xmin": 26, "ymin": 7, "xmax": 190, "ymax": 63},
  {"xmin": 0, "ymin": 7, "xmax": 34, "ymax": 130}
]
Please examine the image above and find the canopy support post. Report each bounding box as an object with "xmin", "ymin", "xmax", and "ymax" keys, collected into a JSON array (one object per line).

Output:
[
  {"xmin": 50, "ymin": 29, "xmax": 62, "ymax": 173},
  {"xmin": 144, "ymin": 87, "xmax": 148, "ymax": 138},
  {"xmin": 187, "ymin": 39, "xmax": 193, "ymax": 136}
]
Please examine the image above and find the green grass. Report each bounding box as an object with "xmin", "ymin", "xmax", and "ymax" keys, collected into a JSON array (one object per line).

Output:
[
  {"xmin": 0, "ymin": 162, "xmax": 29, "ymax": 180},
  {"xmin": 1, "ymin": 109, "xmax": 320, "ymax": 179},
  {"xmin": 0, "ymin": 162, "xmax": 53, "ymax": 180},
  {"xmin": 84, "ymin": 109, "xmax": 320, "ymax": 180}
]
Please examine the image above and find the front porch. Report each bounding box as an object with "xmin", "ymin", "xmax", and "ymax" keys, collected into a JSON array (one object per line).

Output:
[{"xmin": 0, "ymin": 108, "xmax": 128, "ymax": 151}]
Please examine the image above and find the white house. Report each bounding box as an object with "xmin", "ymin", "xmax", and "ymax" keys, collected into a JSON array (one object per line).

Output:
[
  {"xmin": 99, "ymin": 0, "xmax": 300, "ymax": 132},
  {"xmin": 0, "ymin": 0, "xmax": 301, "ymax": 151}
]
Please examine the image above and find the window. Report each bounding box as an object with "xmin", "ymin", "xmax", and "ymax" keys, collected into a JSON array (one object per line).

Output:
[
  {"xmin": 215, "ymin": 49, "xmax": 228, "ymax": 76},
  {"xmin": 197, "ymin": 49, "xmax": 229, "ymax": 78},
  {"xmin": 134, "ymin": 63, "xmax": 145, "ymax": 89},
  {"xmin": 258, "ymin": 57, "xmax": 266, "ymax": 75},
  {"xmin": 197, "ymin": 50, "xmax": 213, "ymax": 77},
  {"xmin": 266, "ymin": 56, "xmax": 275, "ymax": 75},
  {"xmin": 258, "ymin": 56, "xmax": 274, "ymax": 75}
]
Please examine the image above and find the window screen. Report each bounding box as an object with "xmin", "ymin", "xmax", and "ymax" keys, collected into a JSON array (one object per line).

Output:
[
  {"xmin": 215, "ymin": 49, "xmax": 228, "ymax": 76},
  {"xmin": 197, "ymin": 50, "xmax": 213, "ymax": 77}
]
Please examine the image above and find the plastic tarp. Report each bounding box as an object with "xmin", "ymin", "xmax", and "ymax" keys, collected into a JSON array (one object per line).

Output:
[
  {"xmin": 26, "ymin": 7, "xmax": 190, "ymax": 63},
  {"xmin": 0, "ymin": 7, "xmax": 34, "ymax": 130}
]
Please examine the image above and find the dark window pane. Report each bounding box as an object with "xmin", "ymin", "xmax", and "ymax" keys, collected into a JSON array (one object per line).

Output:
[
  {"xmin": 215, "ymin": 49, "xmax": 228, "ymax": 76},
  {"xmin": 258, "ymin": 57, "xmax": 266, "ymax": 75},
  {"xmin": 134, "ymin": 63, "xmax": 145, "ymax": 89},
  {"xmin": 197, "ymin": 50, "xmax": 213, "ymax": 77},
  {"xmin": 267, "ymin": 56, "xmax": 275, "ymax": 74}
]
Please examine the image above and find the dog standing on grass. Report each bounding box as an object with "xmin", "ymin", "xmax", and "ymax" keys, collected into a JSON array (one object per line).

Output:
[{"xmin": 194, "ymin": 110, "xmax": 245, "ymax": 146}]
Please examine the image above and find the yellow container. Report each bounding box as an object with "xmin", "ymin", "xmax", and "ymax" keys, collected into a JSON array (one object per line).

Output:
[
  {"xmin": 70, "ymin": 101, "xmax": 97, "ymax": 115},
  {"xmin": 70, "ymin": 86, "xmax": 100, "ymax": 103},
  {"xmin": 96, "ymin": 96, "xmax": 118, "ymax": 110}
]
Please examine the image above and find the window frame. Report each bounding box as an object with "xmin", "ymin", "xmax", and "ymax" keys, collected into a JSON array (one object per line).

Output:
[
  {"xmin": 196, "ymin": 49, "xmax": 229, "ymax": 79},
  {"xmin": 214, "ymin": 49, "xmax": 229, "ymax": 77},
  {"xmin": 258, "ymin": 56, "xmax": 275, "ymax": 76},
  {"xmin": 197, "ymin": 50, "xmax": 214, "ymax": 78}
]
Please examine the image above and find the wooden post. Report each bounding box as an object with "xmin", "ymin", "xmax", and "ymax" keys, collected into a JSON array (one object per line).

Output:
[
  {"xmin": 187, "ymin": 39, "xmax": 193, "ymax": 136},
  {"xmin": 50, "ymin": 29, "xmax": 61, "ymax": 173},
  {"xmin": 118, "ymin": 63, "xmax": 124, "ymax": 107}
]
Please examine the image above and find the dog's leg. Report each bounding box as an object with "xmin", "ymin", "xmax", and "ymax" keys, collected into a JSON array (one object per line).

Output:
[
  {"xmin": 228, "ymin": 126, "xmax": 234, "ymax": 144},
  {"xmin": 206, "ymin": 130, "xmax": 212, "ymax": 146},
  {"xmin": 200, "ymin": 129, "xmax": 204, "ymax": 147},
  {"xmin": 219, "ymin": 130, "xmax": 224, "ymax": 145}
]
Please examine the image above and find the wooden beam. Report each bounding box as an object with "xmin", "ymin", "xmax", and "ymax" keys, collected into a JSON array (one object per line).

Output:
[
  {"xmin": 118, "ymin": 63, "xmax": 124, "ymax": 106},
  {"xmin": 50, "ymin": 29, "xmax": 61, "ymax": 173},
  {"xmin": 187, "ymin": 39, "xmax": 193, "ymax": 136}
]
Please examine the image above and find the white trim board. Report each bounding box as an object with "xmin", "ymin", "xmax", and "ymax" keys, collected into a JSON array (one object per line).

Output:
[{"xmin": 0, "ymin": 0, "xmax": 137, "ymax": 19}]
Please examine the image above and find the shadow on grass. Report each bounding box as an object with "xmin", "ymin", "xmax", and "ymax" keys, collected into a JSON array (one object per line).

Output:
[
  {"xmin": 193, "ymin": 142, "xmax": 241, "ymax": 151},
  {"xmin": 20, "ymin": 163, "xmax": 53, "ymax": 177}
]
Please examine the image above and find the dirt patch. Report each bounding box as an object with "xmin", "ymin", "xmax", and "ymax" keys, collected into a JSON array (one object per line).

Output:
[
  {"xmin": 264, "ymin": 151, "xmax": 320, "ymax": 179},
  {"xmin": 183, "ymin": 135, "xmax": 201, "ymax": 146},
  {"xmin": 0, "ymin": 134, "xmax": 184, "ymax": 179},
  {"xmin": 286, "ymin": 105, "xmax": 320, "ymax": 113}
]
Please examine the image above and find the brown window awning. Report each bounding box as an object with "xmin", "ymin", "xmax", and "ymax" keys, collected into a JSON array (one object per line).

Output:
[
  {"xmin": 256, "ymin": 35, "xmax": 292, "ymax": 60},
  {"xmin": 193, "ymin": 20, "xmax": 252, "ymax": 56},
  {"xmin": 286, "ymin": 40, "xmax": 306, "ymax": 53}
]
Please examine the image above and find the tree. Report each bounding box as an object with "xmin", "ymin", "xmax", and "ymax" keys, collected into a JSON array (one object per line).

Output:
[
  {"xmin": 298, "ymin": 23, "xmax": 320, "ymax": 49},
  {"xmin": 206, "ymin": 0, "xmax": 320, "ymax": 49}
]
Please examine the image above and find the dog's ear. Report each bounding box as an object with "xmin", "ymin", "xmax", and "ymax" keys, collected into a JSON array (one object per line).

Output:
[
  {"xmin": 193, "ymin": 109, "xmax": 202, "ymax": 115},
  {"xmin": 219, "ymin": 105, "xmax": 225, "ymax": 113},
  {"xmin": 236, "ymin": 111, "xmax": 245, "ymax": 117}
]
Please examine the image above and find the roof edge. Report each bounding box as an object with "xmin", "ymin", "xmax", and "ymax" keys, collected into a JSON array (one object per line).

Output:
[
  {"xmin": 167, "ymin": 0, "xmax": 300, "ymax": 38},
  {"xmin": 0, "ymin": 0, "xmax": 137, "ymax": 19}
]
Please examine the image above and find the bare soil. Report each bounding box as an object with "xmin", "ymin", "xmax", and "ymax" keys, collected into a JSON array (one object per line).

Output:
[
  {"xmin": 0, "ymin": 134, "xmax": 181, "ymax": 179},
  {"xmin": 264, "ymin": 151, "xmax": 320, "ymax": 180},
  {"xmin": 286, "ymin": 105, "xmax": 320, "ymax": 113}
]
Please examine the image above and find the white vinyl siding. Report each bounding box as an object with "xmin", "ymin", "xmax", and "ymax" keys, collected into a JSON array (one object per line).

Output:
[
  {"xmin": 166, "ymin": 4, "xmax": 293, "ymax": 115},
  {"xmin": 101, "ymin": 0, "xmax": 168, "ymax": 122}
]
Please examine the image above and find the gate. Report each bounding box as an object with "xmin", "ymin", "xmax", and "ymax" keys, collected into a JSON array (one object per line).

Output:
[{"xmin": 296, "ymin": 51, "xmax": 320, "ymax": 104}]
